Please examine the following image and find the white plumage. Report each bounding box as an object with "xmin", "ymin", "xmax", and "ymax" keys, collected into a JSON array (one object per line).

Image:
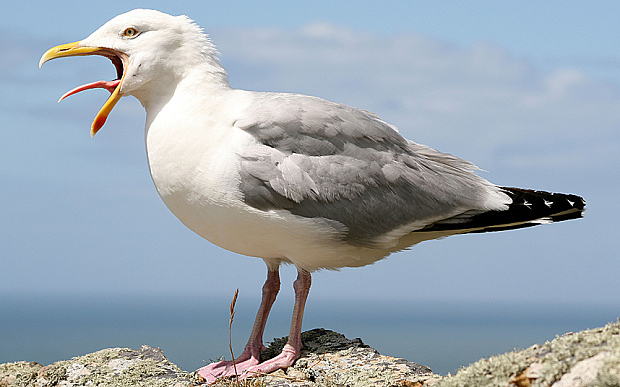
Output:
[{"xmin": 40, "ymin": 9, "xmax": 585, "ymax": 382}]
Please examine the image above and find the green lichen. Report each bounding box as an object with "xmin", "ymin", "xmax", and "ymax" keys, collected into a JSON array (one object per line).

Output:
[
  {"xmin": 98, "ymin": 358, "xmax": 166, "ymax": 387},
  {"xmin": 72, "ymin": 348, "xmax": 123, "ymax": 364},
  {"xmin": 212, "ymin": 376, "xmax": 267, "ymax": 387},
  {"xmin": 39, "ymin": 362, "xmax": 69, "ymax": 386},
  {"xmin": 37, "ymin": 348, "xmax": 125, "ymax": 387},
  {"xmin": 0, "ymin": 361, "xmax": 42, "ymax": 387},
  {"xmin": 3, "ymin": 322, "xmax": 620, "ymax": 387},
  {"xmin": 435, "ymin": 319, "xmax": 620, "ymax": 387},
  {"xmin": 0, "ymin": 347, "xmax": 198, "ymax": 387},
  {"xmin": 595, "ymin": 345, "xmax": 620, "ymax": 387}
]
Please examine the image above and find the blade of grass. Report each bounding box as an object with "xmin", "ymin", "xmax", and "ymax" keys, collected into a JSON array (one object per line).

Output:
[{"xmin": 229, "ymin": 289, "xmax": 240, "ymax": 385}]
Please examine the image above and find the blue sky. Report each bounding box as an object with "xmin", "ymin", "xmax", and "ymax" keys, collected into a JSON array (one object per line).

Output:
[{"xmin": 2, "ymin": 0, "xmax": 619, "ymax": 313}]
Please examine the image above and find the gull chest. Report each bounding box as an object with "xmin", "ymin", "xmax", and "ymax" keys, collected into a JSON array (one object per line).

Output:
[{"xmin": 144, "ymin": 115, "xmax": 294, "ymax": 259}]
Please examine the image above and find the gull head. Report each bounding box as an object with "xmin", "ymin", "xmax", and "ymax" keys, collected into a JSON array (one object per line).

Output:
[{"xmin": 39, "ymin": 9, "xmax": 224, "ymax": 137}]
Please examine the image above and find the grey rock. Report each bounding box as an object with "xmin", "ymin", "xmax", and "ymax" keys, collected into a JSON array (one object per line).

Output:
[
  {"xmin": 0, "ymin": 346, "xmax": 196, "ymax": 387},
  {"xmin": 3, "ymin": 322, "xmax": 620, "ymax": 387},
  {"xmin": 257, "ymin": 328, "xmax": 436, "ymax": 387},
  {"xmin": 262, "ymin": 328, "xmax": 370, "ymax": 361},
  {"xmin": 434, "ymin": 320, "xmax": 620, "ymax": 387},
  {"xmin": 551, "ymin": 352, "xmax": 611, "ymax": 387},
  {"xmin": 0, "ymin": 330, "xmax": 436, "ymax": 387}
]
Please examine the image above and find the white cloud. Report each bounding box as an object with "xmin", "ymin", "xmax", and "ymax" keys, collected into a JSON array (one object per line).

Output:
[{"xmin": 213, "ymin": 24, "xmax": 620, "ymax": 174}]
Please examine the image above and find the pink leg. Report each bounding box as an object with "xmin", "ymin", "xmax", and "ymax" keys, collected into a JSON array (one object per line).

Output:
[
  {"xmin": 197, "ymin": 268, "xmax": 281, "ymax": 383},
  {"xmin": 241, "ymin": 269, "xmax": 312, "ymax": 379}
]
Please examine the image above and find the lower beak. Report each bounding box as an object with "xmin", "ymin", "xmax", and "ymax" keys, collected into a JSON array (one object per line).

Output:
[
  {"xmin": 40, "ymin": 41, "xmax": 126, "ymax": 137},
  {"xmin": 90, "ymin": 80, "xmax": 123, "ymax": 137}
]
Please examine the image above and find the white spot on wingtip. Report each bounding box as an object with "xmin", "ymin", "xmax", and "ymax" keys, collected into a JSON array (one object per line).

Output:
[{"xmin": 544, "ymin": 200, "xmax": 552, "ymax": 208}]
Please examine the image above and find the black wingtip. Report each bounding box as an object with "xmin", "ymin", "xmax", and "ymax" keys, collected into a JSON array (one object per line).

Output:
[
  {"xmin": 419, "ymin": 187, "xmax": 585, "ymax": 234},
  {"xmin": 501, "ymin": 187, "xmax": 585, "ymax": 219}
]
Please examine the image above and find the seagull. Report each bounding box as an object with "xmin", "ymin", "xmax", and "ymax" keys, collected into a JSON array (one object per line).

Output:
[{"xmin": 40, "ymin": 9, "xmax": 585, "ymax": 382}]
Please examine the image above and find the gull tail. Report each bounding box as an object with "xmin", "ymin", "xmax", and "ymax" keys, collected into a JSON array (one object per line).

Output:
[{"xmin": 421, "ymin": 187, "xmax": 586, "ymax": 234}]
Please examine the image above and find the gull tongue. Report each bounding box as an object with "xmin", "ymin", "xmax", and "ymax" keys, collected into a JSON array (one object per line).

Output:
[
  {"xmin": 58, "ymin": 79, "xmax": 123, "ymax": 137},
  {"xmin": 58, "ymin": 79, "xmax": 121, "ymax": 102}
]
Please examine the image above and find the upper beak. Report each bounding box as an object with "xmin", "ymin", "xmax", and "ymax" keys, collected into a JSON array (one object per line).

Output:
[
  {"xmin": 39, "ymin": 41, "xmax": 101, "ymax": 67},
  {"xmin": 40, "ymin": 41, "xmax": 126, "ymax": 137}
]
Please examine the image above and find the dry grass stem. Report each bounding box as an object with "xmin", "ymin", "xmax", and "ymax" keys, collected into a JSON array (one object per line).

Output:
[
  {"xmin": 229, "ymin": 289, "xmax": 240, "ymax": 385},
  {"xmin": 307, "ymin": 351, "xmax": 327, "ymax": 370}
]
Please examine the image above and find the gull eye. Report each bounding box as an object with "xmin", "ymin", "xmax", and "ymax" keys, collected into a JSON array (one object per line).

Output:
[{"xmin": 123, "ymin": 27, "xmax": 138, "ymax": 38}]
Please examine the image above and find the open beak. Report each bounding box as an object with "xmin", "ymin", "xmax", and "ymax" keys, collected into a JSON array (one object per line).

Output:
[{"xmin": 40, "ymin": 41, "xmax": 127, "ymax": 137}]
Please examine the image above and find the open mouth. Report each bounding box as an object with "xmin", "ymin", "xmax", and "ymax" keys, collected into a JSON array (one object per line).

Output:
[
  {"xmin": 39, "ymin": 43, "xmax": 128, "ymax": 137},
  {"xmin": 59, "ymin": 50, "xmax": 125, "ymax": 101}
]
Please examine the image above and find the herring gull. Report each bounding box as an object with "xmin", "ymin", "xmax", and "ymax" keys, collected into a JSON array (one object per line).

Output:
[{"xmin": 39, "ymin": 9, "xmax": 585, "ymax": 382}]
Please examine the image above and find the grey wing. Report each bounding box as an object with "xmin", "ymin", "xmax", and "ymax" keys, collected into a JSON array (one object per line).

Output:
[
  {"xmin": 235, "ymin": 92, "xmax": 509, "ymax": 246},
  {"xmin": 234, "ymin": 93, "xmax": 409, "ymax": 156}
]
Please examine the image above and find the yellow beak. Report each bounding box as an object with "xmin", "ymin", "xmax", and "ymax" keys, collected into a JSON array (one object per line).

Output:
[
  {"xmin": 39, "ymin": 41, "xmax": 101, "ymax": 66},
  {"xmin": 40, "ymin": 41, "xmax": 125, "ymax": 137}
]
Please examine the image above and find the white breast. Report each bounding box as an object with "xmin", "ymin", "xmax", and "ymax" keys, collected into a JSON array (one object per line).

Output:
[{"xmin": 142, "ymin": 86, "xmax": 415, "ymax": 271}]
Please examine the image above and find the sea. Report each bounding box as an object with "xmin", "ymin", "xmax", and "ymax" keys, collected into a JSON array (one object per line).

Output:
[{"xmin": 1, "ymin": 294, "xmax": 617, "ymax": 376}]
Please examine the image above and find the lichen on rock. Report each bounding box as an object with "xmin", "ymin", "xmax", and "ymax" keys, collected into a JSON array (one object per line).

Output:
[
  {"xmin": 250, "ymin": 328, "xmax": 437, "ymax": 387},
  {"xmin": 433, "ymin": 319, "xmax": 620, "ymax": 387},
  {"xmin": 2, "ymin": 322, "xmax": 620, "ymax": 387},
  {"xmin": 0, "ymin": 361, "xmax": 43, "ymax": 387},
  {"xmin": 1, "ymin": 346, "xmax": 198, "ymax": 387}
]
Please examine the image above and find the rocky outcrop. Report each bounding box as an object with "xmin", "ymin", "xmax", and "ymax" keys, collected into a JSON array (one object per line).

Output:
[
  {"xmin": 0, "ymin": 329, "xmax": 437, "ymax": 387},
  {"xmin": 0, "ymin": 345, "xmax": 195, "ymax": 387},
  {"xmin": 2, "ymin": 321, "xmax": 619, "ymax": 387},
  {"xmin": 254, "ymin": 328, "xmax": 437, "ymax": 386},
  {"xmin": 434, "ymin": 319, "xmax": 620, "ymax": 387}
]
